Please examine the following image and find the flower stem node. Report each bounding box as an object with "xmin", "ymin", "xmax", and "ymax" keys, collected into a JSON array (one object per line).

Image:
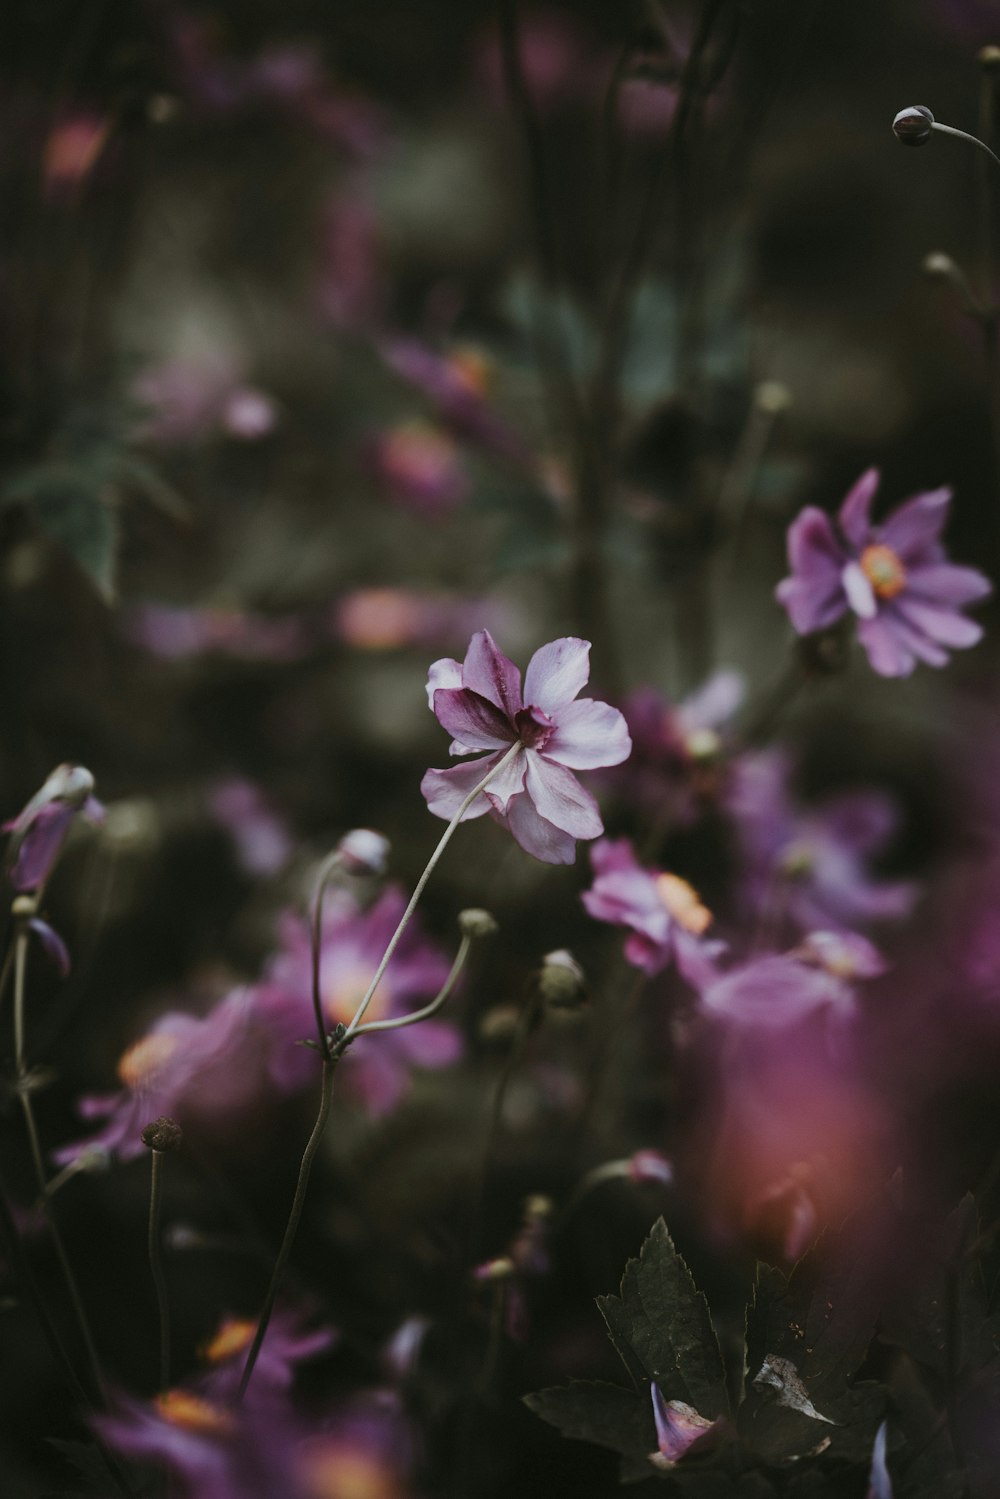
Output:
[
  {"xmin": 458, "ymin": 907, "xmax": 499, "ymax": 939},
  {"xmin": 893, "ymin": 105, "xmax": 934, "ymax": 146},
  {"xmin": 537, "ymin": 948, "xmax": 586, "ymax": 1008},
  {"xmin": 141, "ymin": 1116, "xmax": 183, "ymax": 1153}
]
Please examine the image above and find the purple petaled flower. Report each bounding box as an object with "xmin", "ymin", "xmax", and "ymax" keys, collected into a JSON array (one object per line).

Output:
[
  {"xmin": 206, "ymin": 777, "xmax": 293, "ymax": 878},
  {"xmin": 293, "ymin": 1393, "xmax": 415, "ymax": 1499},
  {"xmin": 698, "ymin": 953, "xmax": 858, "ymax": 1032},
  {"xmin": 381, "ymin": 339, "xmax": 529, "ymax": 463},
  {"xmin": 610, "ymin": 672, "xmax": 744, "ymax": 824},
  {"xmin": 263, "ymin": 886, "xmax": 461, "ymax": 1114},
  {"xmin": 197, "ymin": 1304, "xmax": 336, "ymax": 1400},
  {"xmin": 581, "ymin": 838, "xmax": 724, "ymax": 983},
  {"xmin": 54, "ymin": 991, "xmax": 286, "ymax": 1166},
  {"xmin": 5, "ymin": 764, "xmax": 104, "ymax": 892},
  {"xmin": 421, "ymin": 631, "xmax": 631, "ymax": 865},
  {"xmin": 867, "ymin": 1420, "xmax": 892, "ymax": 1499},
  {"xmin": 776, "ymin": 468, "xmax": 991, "ymax": 676},
  {"xmin": 726, "ymin": 750, "xmax": 917, "ymax": 938},
  {"xmin": 648, "ymin": 1383, "xmax": 725, "ymax": 1471},
  {"xmin": 366, "ymin": 420, "xmax": 470, "ymax": 516}
]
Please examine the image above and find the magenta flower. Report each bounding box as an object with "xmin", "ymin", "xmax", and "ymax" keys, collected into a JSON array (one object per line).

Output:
[
  {"xmin": 581, "ymin": 838, "xmax": 724, "ymax": 983},
  {"xmin": 197, "ymin": 1304, "xmax": 336, "ymax": 1401},
  {"xmin": 776, "ymin": 468, "xmax": 991, "ymax": 676},
  {"xmin": 421, "ymin": 631, "xmax": 630, "ymax": 865},
  {"xmin": 698, "ymin": 953, "xmax": 858, "ymax": 1032},
  {"xmin": 367, "ymin": 419, "xmax": 470, "ymax": 515},
  {"xmin": 609, "ymin": 671, "xmax": 744, "ymax": 824},
  {"xmin": 648, "ymin": 1383, "xmax": 725, "ymax": 1471},
  {"xmin": 5, "ymin": 764, "xmax": 104, "ymax": 892},
  {"xmin": 263, "ymin": 886, "xmax": 461, "ymax": 1114}
]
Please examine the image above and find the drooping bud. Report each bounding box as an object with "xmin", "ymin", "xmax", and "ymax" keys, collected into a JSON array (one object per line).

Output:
[
  {"xmin": 892, "ymin": 105, "xmax": 934, "ymax": 146},
  {"xmin": 335, "ymin": 828, "xmax": 390, "ymax": 877},
  {"xmin": 979, "ymin": 45, "xmax": 1000, "ymax": 72},
  {"xmin": 537, "ymin": 949, "xmax": 586, "ymax": 1008},
  {"xmin": 141, "ymin": 1116, "xmax": 183, "ymax": 1153},
  {"xmin": 458, "ymin": 907, "xmax": 499, "ymax": 939},
  {"xmin": 923, "ymin": 251, "xmax": 959, "ymax": 280}
]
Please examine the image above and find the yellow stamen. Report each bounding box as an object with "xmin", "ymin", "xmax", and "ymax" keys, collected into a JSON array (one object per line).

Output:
[
  {"xmin": 860, "ymin": 543, "xmax": 907, "ymax": 599},
  {"xmin": 324, "ymin": 964, "xmax": 392, "ymax": 1028},
  {"xmin": 655, "ymin": 874, "xmax": 712, "ymax": 935},
  {"xmin": 116, "ymin": 1033, "xmax": 179, "ymax": 1089},
  {"xmin": 155, "ymin": 1389, "xmax": 235, "ymax": 1436},
  {"xmin": 201, "ymin": 1317, "xmax": 256, "ymax": 1364}
]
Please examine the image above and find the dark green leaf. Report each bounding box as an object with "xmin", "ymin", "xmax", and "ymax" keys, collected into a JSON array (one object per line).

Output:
[{"xmin": 523, "ymin": 1380, "xmax": 652, "ymax": 1464}]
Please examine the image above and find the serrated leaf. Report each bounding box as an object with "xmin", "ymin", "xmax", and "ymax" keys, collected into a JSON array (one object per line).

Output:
[
  {"xmin": 3, "ymin": 466, "xmax": 117, "ymax": 600},
  {"xmin": 597, "ymin": 1218, "xmax": 729, "ymax": 1419},
  {"xmin": 523, "ymin": 1380, "xmax": 652, "ymax": 1463}
]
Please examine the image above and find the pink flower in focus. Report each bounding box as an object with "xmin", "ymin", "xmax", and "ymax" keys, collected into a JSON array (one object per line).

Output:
[
  {"xmin": 581, "ymin": 838, "xmax": 724, "ymax": 983},
  {"xmin": 263, "ymin": 886, "xmax": 461, "ymax": 1115},
  {"xmin": 776, "ymin": 468, "xmax": 991, "ymax": 676},
  {"xmin": 421, "ymin": 631, "xmax": 631, "ymax": 865}
]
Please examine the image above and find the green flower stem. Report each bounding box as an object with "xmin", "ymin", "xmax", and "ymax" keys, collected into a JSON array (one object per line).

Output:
[
  {"xmin": 148, "ymin": 1150, "xmax": 171, "ymax": 1391},
  {"xmin": 931, "ymin": 120, "xmax": 1000, "ymax": 171},
  {"xmin": 341, "ymin": 742, "xmax": 520, "ymax": 1043},
  {"xmin": 11, "ymin": 917, "xmax": 109, "ymax": 1409},
  {"xmin": 354, "ymin": 934, "xmax": 471, "ymax": 1036},
  {"xmin": 236, "ymin": 1055, "xmax": 337, "ymax": 1403}
]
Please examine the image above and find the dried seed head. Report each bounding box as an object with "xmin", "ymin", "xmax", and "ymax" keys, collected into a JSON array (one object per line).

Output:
[
  {"xmin": 458, "ymin": 907, "xmax": 499, "ymax": 939},
  {"xmin": 141, "ymin": 1116, "xmax": 183, "ymax": 1153}
]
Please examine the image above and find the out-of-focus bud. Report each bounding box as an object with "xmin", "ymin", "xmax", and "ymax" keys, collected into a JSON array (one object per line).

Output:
[
  {"xmin": 628, "ymin": 1149, "xmax": 674, "ymax": 1187},
  {"xmin": 923, "ymin": 251, "xmax": 959, "ymax": 280},
  {"xmin": 336, "ymin": 828, "xmax": 390, "ymax": 877},
  {"xmin": 537, "ymin": 949, "xmax": 586, "ymax": 1008},
  {"xmin": 141, "ymin": 1116, "xmax": 183, "ymax": 1153},
  {"xmin": 478, "ymin": 1003, "xmax": 521, "ymax": 1043},
  {"xmin": 458, "ymin": 907, "xmax": 498, "ymax": 939},
  {"xmin": 892, "ymin": 105, "xmax": 934, "ymax": 146},
  {"xmin": 754, "ymin": 380, "xmax": 792, "ymax": 416},
  {"xmin": 979, "ymin": 45, "xmax": 1000, "ymax": 72},
  {"xmin": 101, "ymin": 797, "xmax": 160, "ymax": 853},
  {"xmin": 473, "ymin": 1256, "xmax": 515, "ymax": 1282}
]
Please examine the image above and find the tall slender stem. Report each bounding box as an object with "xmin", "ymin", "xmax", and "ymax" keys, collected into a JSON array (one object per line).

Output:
[
  {"xmin": 931, "ymin": 120, "xmax": 1000, "ymax": 171},
  {"xmin": 236, "ymin": 1056, "xmax": 336, "ymax": 1402},
  {"xmin": 147, "ymin": 1150, "xmax": 170, "ymax": 1391},
  {"xmin": 341, "ymin": 743, "xmax": 520, "ymax": 1042},
  {"xmin": 11, "ymin": 917, "xmax": 109, "ymax": 1407}
]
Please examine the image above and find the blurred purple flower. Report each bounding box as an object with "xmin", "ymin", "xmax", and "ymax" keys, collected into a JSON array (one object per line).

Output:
[
  {"xmin": 134, "ymin": 356, "xmax": 276, "ymax": 445},
  {"xmin": 5, "ymin": 764, "xmax": 104, "ymax": 893},
  {"xmin": 867, "ymin": 1419, "xmax": 892, "ymax": 1499},
  {"xmin": 293, "ymin": 1393, "xmax": 416, "ymax": 1499},
  {"xmin": 316, "ymin": 189, "xmax": 386, "ymax": 329},
  {"xmin": 126, "ymin": 603, "xmax": 311, "ymax": 662},
  {"xmin": 581, "ymin": 838, "xmax": 724, "ymax": 984},
  {"xmin": 333, "ymin": 587, "xmax": 509, "ymax": 653},
  {"xmin": 198, "ymin": 1304, "xmax": 335, "ymax": 1400},
  {"xmin": 367, "ymin": 419, "xmax": 470, "ymax": 515},
  {"xmin": 608, "ymin": 671, "xmax": 744, "ymax": 822},
  {"xmin": 472, "ymin": 9, "xmax": 605, "ymax": 111},
  {"xmin": 776, "ymin": 468, "xmax": 991, "ymax": 676},
  {"xmin": 263, "ymin": 886, "xmax": 461, "ymax": 1114},
  {"xmin": 698, "ymin": 952, "xmax": 857, "ymax": 1031},
  {"xmin": 55, "ymin": 991, "xmax": 285, "ymax": 1166},
  {"xmin": 421, "ymin": 631, "xmax": 631, "ymax": 865},
  {"xmin": 726, "ymin": 750, "xmax": 917, "ymax": 937},
  {"xmin": 382, "ymin": 339, "xmax": 528, "ymax": 463},
  {"xmin": 206, "ymin": 777, "xmax": 292, "ymax": 878}
]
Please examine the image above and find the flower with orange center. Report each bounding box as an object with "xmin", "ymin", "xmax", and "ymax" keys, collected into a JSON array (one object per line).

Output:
[
  {"xmin": 655, "ymin": 873, "xmax": 712, "ymax": 935},
  {"xmin": 323, "ymin": 963, "xmax": 393, "ymax": 1029},
  {"xmin": 154, "ymin": 1389, "xmax": 235, "ymax": 1438},
  {"xmin": 201, "ymin": 1317, "xmax": 256, "ymax": 1365},
  {"xmin": 298, "ymin": 1445, "xmax": 400, "ymax": 1499},
  {"xmin": 859, "ymin": 543, "xmax": 907, "ymax": 599},
  {"xmin": 117, "ymin": 1032, "xmax": 180, "ymax": 1090}
]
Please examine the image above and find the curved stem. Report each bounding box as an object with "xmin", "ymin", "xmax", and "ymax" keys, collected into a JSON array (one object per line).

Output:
[
  {"xmin": 931, "ymin": 120, "xmax": 1000, "ymax": 171},
  {"xmin": 310, "ymin": 851, "xmax": 343, "ymax": 1060},
  {"xmin": 355, "ymin": 935, "xmax": 471, "ymax": 1036},
  {"xmin": 341, "ymin": 744, "xmax": 520, "ymax": 1043},
  {"xmin": 148, "ymin": 1150, "xmax": 171, "ymax": 1391},
  {"xmin": 11, "ymin": 919, "xmax": 109, "ymax": 1408},
  {"xmin": 237, "ymin": 1056, "xmax": 336, "ymax": 1402}
]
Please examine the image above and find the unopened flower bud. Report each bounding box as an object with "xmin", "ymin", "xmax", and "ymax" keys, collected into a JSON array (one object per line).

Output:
[
  {"xmin": 754, "ymin": 380, "xmax": 792, "ymax": 416},
  {"xmin": 979, "ymin": 45, "xmax": 1000, "ymax": 72},
  {"xmin": 336, "ymin": 828, "xmax": 390, "ymax": 877},
  {"xmin": 11, "ymin": 894, "xmax": 38, "ymax": 919},
  {"xmin": 922, "ymin": 251, "xmax": 958, "ymax": 280},
  {"xmin": 522, "ymin": 1193, "xmax": 554, "ymax": 1224},
  {"xmin": 458, "ymin": 907, "xmax": 498, "ymax": 939},
  {"xmin": 538, "ymin": 949, "xmax": 586, "ymax": 1008},
  {"xmin": 478, "ymin": 1003, "xmax": 521, "ymax": 1043},
  {"xmin": 141, "ymin": 1116, "xmax": 183, "ymax": 1153},
  {"xmin": 473, "ymin": 1255, "xmax": 515, "ymax": 1282},
  {"xmin": 892, "ymin": 105, "xmax": 934, "ymax": 146}
]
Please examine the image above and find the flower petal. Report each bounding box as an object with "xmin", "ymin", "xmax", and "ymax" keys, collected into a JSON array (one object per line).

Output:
[
  {"xmin": 545, "ymin": 698, "xmax": 632, "ymax": 769},
  {"xmin": 525, "ymin": 755, "xmax": 603, "ymax": 838},
  {"xmin": 893, "ymin": 596, "xmax": 984, "ymax": 649},
  {"xmin": 842, "ymin": 561, "xmax": 877, "ymax": 619},
  {"xmin": 431, "ymin": 688, "xmax": 514, "ymax": 751},
  {"xmin": 855, "ymin": 614, "xmax": 918, "ymax": 676},
  {"xmin": 776, "ymin": 508, "xmax": 848, "ymax": 634},
  {"xmin": 905, "ymin": 561, "xmax": 993, "ymax": 607},
  {"xmin": 505, "ymin": 794, "xmax": 578, "ymax": 863},
  {"xmin": 879, "ymin": 486, "xmax": 952, "ymax": 561},
  {"xmin": 462, "ymin": 631, "xmax": 521, "ymax": 719},
  {"xmin": 425, "ymin": 656, "xmax": 463, "ymax": 708},
  {"xmin": 420, "ymin": 756, "xmax": 502, "ymax": 821},
  {"xmin": 482, "ymin": 746, "xmax": 529, "ymax": 813},
  {"xmin": 523, "ymin": 637, "xmax": 591, "ymax": 711},
  {"xmin": 838, "ymin": 467, "xmax": 880, "ymax": 548}
]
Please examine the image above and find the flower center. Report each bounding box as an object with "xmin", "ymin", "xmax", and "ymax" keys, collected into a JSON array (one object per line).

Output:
[
  {"xmin": 859, "ymin": 543, "xmax": 907, "ymax": 599},
  {"xmin": 298, "ymin": 1446, "xmax": 396, "ymax": 1499},
  {"xmin": 778, "ymin": 841, "xmax": 815, "ymax": 880},
  {"xmin": 655, "ymin": 874, "xmax": 712, "ymax": 935},
  {"xmin": 155, "ymin": 1389, "xmax": 235, "ymax": 1437},
  {"xmin": 201, "ymin": 1317, "xmax": 256, "ymax": 1364},
  {"xmin": 447, "ymin": 345, "xmax": 492, "ymax": 398},
  {"xmin": 117, "ymin": 1033, "xmax": 179, "ymax": 1089},
  {"xmin": 514, "ymin": 705, "xmax": 554, "ymax": 750},
  {"xmin": 324, "ymin": 963, "xmax": 392, "ymax": 1028}
]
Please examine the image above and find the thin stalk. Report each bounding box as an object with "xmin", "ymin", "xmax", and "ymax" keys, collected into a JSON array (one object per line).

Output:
[
  {"xmin": 310, "ymin": 850, "xmax": 343, "ymax": 1059},
  {"xmin": 236, "ymin": 1057, "xmax": 336, "ymax": 1402},
  {"xmin": 11, "ymin": 919, "xmax": 109, "ymax": 1408},
  {"xmin": 470, "ymin": 992, "xmax": 543, "ymax": 1264},
  {"xmin": 148, "ymin": 1150, "xmax": 170, "ymax": 1391},
  {"xmin": 355, "ymin": 935, "xmax": 471, "ymax": 1036},
  {"xmin": 930, "ymin": 120, "xmax": 1000, "ymax": 171},
  {"xmin": 341, "ymin": 744, "xmax": 520, "ymax": 1042}
]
